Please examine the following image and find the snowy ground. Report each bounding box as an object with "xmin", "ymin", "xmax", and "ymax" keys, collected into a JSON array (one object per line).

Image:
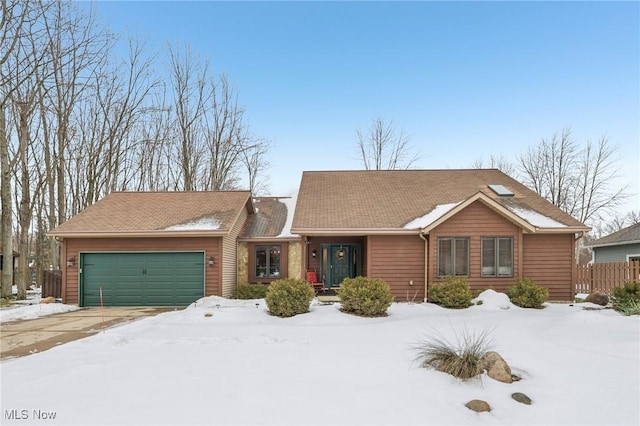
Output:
[
  {"xmin": 1, "ymin": 291, "xmax": 638, "ymax": 426},
  {"xmin": 0, "ymin": 286, "xmax": 78, "ymax": 323}
]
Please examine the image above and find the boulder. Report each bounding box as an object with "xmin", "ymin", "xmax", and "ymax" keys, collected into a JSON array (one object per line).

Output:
[
  {"xmin": 465, "ymin": 399, "xmax": 491, "ymax": 412},
  {"xmin": 480, "ymin": 351, "xmax": 512, "ymax": 383},
  {"xmin": 585, "ymin": 292, "xmax": 609, "ymax": 306},
  {"xmin": 39, "ymin": 296, "xmax": 56, "ymax": 304},
  {"xmin": 511, "ymin": 392, "xmax": 532, "ymax": 405}
]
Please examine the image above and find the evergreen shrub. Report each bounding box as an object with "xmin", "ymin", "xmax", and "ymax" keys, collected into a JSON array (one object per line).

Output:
[
  {"xmin": 428, "ymin": 276, "xmax": 473, "ymax": 309},
  {"xmin": 506, "ymin": 278, "xmax": 548, "ymax": 308},
  {"xmin": 337, "ymin": 276, "xmax": 394, "ymax": 317},
  {"xmin": 265, "ymin": 278, "xmax": 315, "ymax": 317}
]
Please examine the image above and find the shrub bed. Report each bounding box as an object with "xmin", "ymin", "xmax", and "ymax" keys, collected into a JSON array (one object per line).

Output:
[
  {"xmin": 428, "ymin": 276, "xmax": 473, "ymax": 309},
  {"xmin": 337, "ymin": 276, "xmax": 393, "ymax": 317},
  {"xmin": 506, "ymin": 278, "xmax": 548, "ymax": 308},
  {"xmin": 265, "ymin": 278, "xmax": 315, "ymax": 318},
  {"xmin": 612, "ymin": 281, "xmax": 640, "ymax": 316},
  {"xmin": 237, "ymin": 283, "xmax": 269, "ymax": 299}
]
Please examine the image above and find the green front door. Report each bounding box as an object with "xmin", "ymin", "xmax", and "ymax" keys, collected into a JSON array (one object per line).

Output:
[
  {"xmin": 81, "ymin": 252, "xmax": 205, "ymax": 307},
  {"xmin": 322, "ymin": 244, "xmax": 361, "ymax": 288}
]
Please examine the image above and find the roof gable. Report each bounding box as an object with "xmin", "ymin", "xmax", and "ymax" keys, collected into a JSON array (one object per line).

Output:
[
  {"xmin": 291, "ymin": 169, "xmax": 589, "ymax": 234},
  {"xmin": 49, "ymin": 191, "xmax": 254, "ymax": 237}
]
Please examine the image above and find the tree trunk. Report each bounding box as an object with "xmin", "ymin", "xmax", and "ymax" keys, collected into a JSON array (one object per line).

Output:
[{"xmin": 0, "ymin": 103, "xmax": 13, "ymax": 298}]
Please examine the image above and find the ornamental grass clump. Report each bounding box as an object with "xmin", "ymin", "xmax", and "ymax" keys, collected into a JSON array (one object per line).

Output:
[
  {"xmin": 265, "ymin": 278, "xmax": 315, "ymax": 318},
  {"xmin": 612, "ymin": 281, "xmax": 640, "ymax": 316},
  {"xmin": 506, "ymin": 278, "xmax": 548, "ymax": 308},
  {"xmin": 337, "ymin": 276, "xmax": 394, "ymax": 317},
  {"xmin": 428, "ymin": 276, "xmax": 473, "ymax": 309},
  {"xmin": 415, "ymin": 327, "xmax": 495, "ymax": 380}
]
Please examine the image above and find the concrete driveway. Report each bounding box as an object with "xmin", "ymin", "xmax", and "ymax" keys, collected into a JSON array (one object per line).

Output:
[{"xmin": 0, "ymin": 307, "xmax": 175, "ymax": 361}]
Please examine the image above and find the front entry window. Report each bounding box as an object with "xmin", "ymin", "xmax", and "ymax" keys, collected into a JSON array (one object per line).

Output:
[{"xmin": 255, "ymin": 245, "xmax": 281, "ymax": 278}]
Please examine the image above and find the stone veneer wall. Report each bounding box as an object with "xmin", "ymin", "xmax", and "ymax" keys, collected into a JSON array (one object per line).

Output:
[
  {"xmin": 237, "ymin": 242, "xmax": 249, "ymax": 284},
  {"xmin": 288, "ymin": 240, "xmax": 302, "ymax": 279}
]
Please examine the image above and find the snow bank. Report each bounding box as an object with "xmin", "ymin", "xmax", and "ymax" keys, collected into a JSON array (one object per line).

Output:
[
  {"xmin": 276, "ymin": 195, "xmax": 298, "ymax": 237},
  {"xmin": 1, "ymin": 295, "xmax": 638, "ymax": 426},
  {"xmin": 0, "ymin": 303, "xmax": 79, "ymax": 323}
]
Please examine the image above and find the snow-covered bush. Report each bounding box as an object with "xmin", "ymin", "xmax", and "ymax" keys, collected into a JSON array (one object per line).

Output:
[
  {"xmin": 506, "ymin": 278, "xmax": 548, "ymax": 308},
  {"xmin": 265, "ymin": 278, "xmax": 315, "ymax": 317},
  {"xmin": 428, "ymin": 276, "xmax": 473, "ymax": 309},
  {"xmin": 237, "ymin": 283, "xmax": 269, "ymax": 299},
  {"xmin": 337, "ymin": 276, "xmax": 393, "ymax": 317}
]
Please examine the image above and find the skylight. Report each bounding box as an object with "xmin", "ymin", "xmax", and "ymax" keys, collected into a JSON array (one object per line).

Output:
[{"xmin": 488, "ymin": 184, "xmax": 514, "ymax": 197}]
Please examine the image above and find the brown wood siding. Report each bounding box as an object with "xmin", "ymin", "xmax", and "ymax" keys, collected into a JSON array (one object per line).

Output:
[
  {"xmin": 62, "ymin": 237, "xmax": 222, "ymax": 304},
  {"xmin": 522, "ymin": 233, "xmax": 574, "ymax": 301},
  {"xmin": 222, "ymin": 208, "xmax": 248, "ymax": 298},
  {"xmin": 428, "ymin": 201, "xmax": 522, "ymax": 295},
  {"xmin": 367, "ymin": 235, "xmax": 425, "ymax": 302}
]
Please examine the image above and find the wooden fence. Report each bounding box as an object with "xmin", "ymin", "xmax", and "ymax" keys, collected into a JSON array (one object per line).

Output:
[
  {"xmin": 42, "ymin": 270, "xmax": 62, "ymax": 299},
  {"xmin": 575, "ymin": 261, "xmax": 640, "ymax": 295}
]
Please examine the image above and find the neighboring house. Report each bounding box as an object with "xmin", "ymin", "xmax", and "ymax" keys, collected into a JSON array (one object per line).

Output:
[
  {"xmin": 48, "ymin": 191, "xmax": 255, "ymax": 306},
  {"xmin": 49, "ymin": 169, "xmax": 590, "ymax": 307},
  {"xmin": 587, "ymin": 223, "xmax": 640, "ymax": 263},
  {"xmin": 291, "ymin": 170, "xmax": 589, "ymax": 302}
]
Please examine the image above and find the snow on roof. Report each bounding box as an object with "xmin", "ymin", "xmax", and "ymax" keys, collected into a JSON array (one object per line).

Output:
[
  {"xmin": 277, "ymin": 195, "xmax": 299, "ymax": 238},
  {"xmin": 508, "ymin": 206, "xmax": 567, "ymax": 228},
  {"xmin": 164, "ymin": 216, "xmax": 221, "ymax": 231},
  {"xmin": 403, "ymin": 202, "xmax": 462, "ymax": 230}
]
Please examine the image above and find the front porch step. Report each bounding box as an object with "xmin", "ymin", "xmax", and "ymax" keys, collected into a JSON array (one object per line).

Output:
[{"xmin": 316, "ymin": 295, "xmax": 341, "ymax": 304}]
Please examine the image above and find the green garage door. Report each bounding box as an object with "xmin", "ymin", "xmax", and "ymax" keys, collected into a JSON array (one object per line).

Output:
[{"xmin": 81, "ymin": 252, "xmax": 205, "ymax": 307}]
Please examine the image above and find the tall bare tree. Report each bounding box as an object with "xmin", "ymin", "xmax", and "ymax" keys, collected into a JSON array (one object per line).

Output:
[
  {"xmin": 518, "ymin": 128, "xmax": 629, "ymax": 226},
  {"xmin": 470, "ymin": 154, "xmax": 517, "ymax": 177},
  {"xmin": 356, "ymin": 117, "xmax": 420, "ymax": 170}
]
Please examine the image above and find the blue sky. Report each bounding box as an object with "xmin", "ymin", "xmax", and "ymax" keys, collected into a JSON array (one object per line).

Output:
[{"xmin": 92, "ymin": 1, "xmax": 639, "ymax": 214}]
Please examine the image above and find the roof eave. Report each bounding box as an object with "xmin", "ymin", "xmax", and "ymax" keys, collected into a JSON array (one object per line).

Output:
[
  {"xmin": 588, "ymin": 239, "xmax": 640, "ymax": 249},
  {"xmin": 533, "ymin": 226, "xmax": 591, "ymax": 234},
  {"xmin": 47, "ymin": 230, "xmax": 229, "ymax": 238},
  {"xmin": 291, "ymin": 228, "xmax": 420, "ymax": 236}
]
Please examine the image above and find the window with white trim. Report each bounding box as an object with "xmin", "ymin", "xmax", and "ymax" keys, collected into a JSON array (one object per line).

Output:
[{"xmin": 481, "ymin": 237, "xmax": 513, "ymax": 277}]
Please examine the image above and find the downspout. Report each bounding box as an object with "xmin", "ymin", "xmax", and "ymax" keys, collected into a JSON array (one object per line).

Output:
[{"xmin": 419, "ymin": 232, "xmax": 429, "ymax": 302}]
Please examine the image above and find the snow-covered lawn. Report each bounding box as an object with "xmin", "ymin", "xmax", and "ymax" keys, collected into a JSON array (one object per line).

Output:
[
  {"xmin": 1, "ymin": 291, "xmax": 638, "ymax": 426},
  {"xmin": 0, "ymin": 285, "xmax": 78, "ymax": 323}
]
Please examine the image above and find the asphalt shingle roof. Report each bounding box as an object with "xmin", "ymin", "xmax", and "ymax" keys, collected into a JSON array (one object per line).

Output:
[
  {"xmin": 587, "ymin": 223, "xmax": 640, "ymax": 247},
  {"xmin": 49, "ymin": 191, "xmax": 253, "ymax": 236},
  {"xmin": 240, "ymin": 197, "xmax": 290, "ymax": 238},
  {"xmin": 291, "ymin": 169, "xmax": 587, "ymax": 231}
]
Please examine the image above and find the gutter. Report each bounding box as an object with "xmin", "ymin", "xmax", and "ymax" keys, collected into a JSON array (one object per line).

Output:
[{"xmin": 419, "ymin": 233, "xmax": 429, "ymax": 303}]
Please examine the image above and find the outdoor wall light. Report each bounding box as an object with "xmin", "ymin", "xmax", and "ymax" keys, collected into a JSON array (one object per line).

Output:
[
  {"xmin": 67, "ymin": 256, "xmax": 76, "ymax": 267},
  {"xmin": 208, "ymin": 256, "xmax": 215, "ymax": 266},
  {"xmin": 311, "ymin": 249, "xmax": 317, "ymax": 258}
]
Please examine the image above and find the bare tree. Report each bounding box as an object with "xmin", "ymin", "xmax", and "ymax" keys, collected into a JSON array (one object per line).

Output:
[
  {"xmin": 518, "ymin": 128, "xmax": 629, "ymax": 226},
  {"xmin": 470, "ymin": 154, "xmax": 517, "ymax": 177},
  {"xmin": 241, "ymin": 137, "xmax": 271, "ymax": 195},
  {"xmin": 356, "ymin": 117, "xmax": 419, "ymax": 170},
  {"xmin": 167, "ymin": 43, "xmax": 209, "ymax": 191}
]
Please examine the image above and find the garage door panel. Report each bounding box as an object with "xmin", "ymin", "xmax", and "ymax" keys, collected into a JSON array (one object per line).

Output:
[{"xmin": 82, "ymin": 252, "xmax": 205, "ymax": 307}]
